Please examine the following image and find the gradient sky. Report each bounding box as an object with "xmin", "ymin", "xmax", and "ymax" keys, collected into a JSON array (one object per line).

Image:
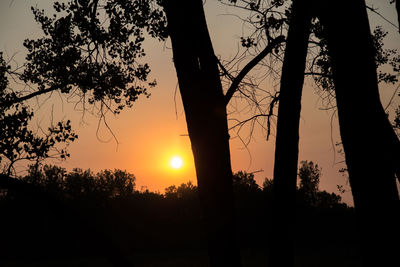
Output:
[{"xmin": 1, "ymin": 0, "xmax": 399, "ymax": 204}]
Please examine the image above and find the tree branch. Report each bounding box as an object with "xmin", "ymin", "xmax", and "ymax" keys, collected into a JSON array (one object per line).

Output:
[
  {"xmin": 224, "ymin": 35, "xmax": 285, "ymax": 105},
  {"xmin": 304, "ymin": 72, "xmax": 332, "ymax": 78},
  {"xmin": 366, "ymin": 4, "xmax": 399, "ymax": 31},
  {"xmin": 2, "ymin": 85, "xmax": 58, "ymax": 108},
  {"xmin": 228, "ymin": 92, "xmax": 279, "ymax": 140}
]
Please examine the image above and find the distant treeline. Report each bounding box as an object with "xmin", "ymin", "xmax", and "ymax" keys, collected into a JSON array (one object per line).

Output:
[
  {"xmin": 3, "ymin": 161, "xmax": 348, "ymax": 208},
  {"xmin": 0, "ymin": 161, "xmax": 356, "ymax": 265}
]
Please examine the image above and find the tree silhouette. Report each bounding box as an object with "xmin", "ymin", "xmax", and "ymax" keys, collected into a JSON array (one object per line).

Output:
[
  {"xmin": 2, "ymin": 0, "xmax": 289, "ymax": 263},
  {"xmin": 22, "ymin": 165, "xmax": 136, "ymax": 202},
  {"xmin": 161, "ymin": 1, "xmax": 241, "ymax": 264},
  {"xmin": 164, "ymin": 181, "xmax": 197, "ymax": 200},
  {"xmin": 0, "ymin": 3, "xmax": 164, "ymax": 265},
  {"xmin": 268, "ymin": 1, "xmax": 400, "ymax": 266},
  {"xmin": 296, "ymin": 160, "xmax": 344, "ymax": 209},
  {"xmin": 1, "ymin": 0, "xmax": 269, "ymax": 264},
  {"xmin": 3, "ymin": 0, "xmax": 399, "ymax": 266},
  {"xmin": 1, "ymin": 166, "xmax": 141, "ymax": 266},
  {"xmin": 232, "ymin": 171, "xmax": 260, "ymax": 194},
  {"xmin": 318, "ymin": 0, "xmax": 400, "ymax": 265},
  {"xmin": 232, "ymin": 0, "xmax": 400, "ymax": 266},
  {"xmin": 2, "ymin": 0, "xmax": 293, "ymax": 262},
  {"xmin": 1, "ymin": 164, "xmax": 352, "ymax": 265},
  {"xmin": 163, "ymin": 1, "xmax": 287, "ymax": 263},
  {"xmin": 297, "ymin": 161, "xmax": 320, "ymax": 202},
  {"xmin": 0, "ymin": 53, "xmax": 78, "ymax": 177},
  {"xmin": 268, "ymin": 1, "xmax": 312, "ymax": 266},
  {"xmin": 10, "ymin": 1, "xmax": 166, "ymax": 110}
]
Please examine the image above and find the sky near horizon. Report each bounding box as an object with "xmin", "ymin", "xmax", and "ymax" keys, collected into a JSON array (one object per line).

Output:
[{"xmin": 1, "ymin": 0, "xmax": 399, "ymax": 204}]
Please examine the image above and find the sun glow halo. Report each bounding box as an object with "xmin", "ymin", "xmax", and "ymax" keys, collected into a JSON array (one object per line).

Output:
[{"xmin": 170, "ymin": 156, "xmax": 183, "ymax": 169}]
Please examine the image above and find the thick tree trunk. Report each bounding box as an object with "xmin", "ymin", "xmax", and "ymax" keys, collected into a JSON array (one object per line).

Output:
[
  {"xmin": 162, "ymin": 1, "xmax": 241, "ymax": 266},
  {"xmin": 319, "ymin": 0, "xmax": 400, "ymax": 265},
  {"xmin": 268, "ymin": 1, "xmax": 312, "ymax": 267}
]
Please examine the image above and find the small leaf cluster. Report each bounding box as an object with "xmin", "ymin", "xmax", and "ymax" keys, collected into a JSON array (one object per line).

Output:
[
  {"xmin": 308, "ymin": 19, "xmax": 335, "ymax": 92},
  {"xmin": 240, "ymin": 37, "xmax": 257, "ymax": 48},
  {"xmin": 372, "ymin": 26, "xmax": 400, "ymax": 84}
]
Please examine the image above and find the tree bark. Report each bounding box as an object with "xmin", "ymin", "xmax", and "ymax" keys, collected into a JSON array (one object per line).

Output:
[
  {"xmin": 162, "ymin": 1, "xmax": 241, "ymax": 266},
  {"xmin": 268, "ymin": 1, "xmax": 312, "ymax": 267},
  {"xmin": 318, "ymin": 0, "xmax": 400, "ymax": 265}
]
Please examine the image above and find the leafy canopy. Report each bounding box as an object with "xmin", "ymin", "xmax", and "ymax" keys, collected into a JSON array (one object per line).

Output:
[
  {"xmin": 0, "ymin": 53, "xmax": 77, "ymax": 176},
  {"xmin": 21, "ymin": 0, "xmax": 167, "ymax": 114}
]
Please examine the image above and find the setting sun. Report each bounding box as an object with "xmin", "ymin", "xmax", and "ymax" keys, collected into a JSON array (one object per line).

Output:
[{"xmin": 170, "ymin": 156, "xmax": 183, "ymax": 169}]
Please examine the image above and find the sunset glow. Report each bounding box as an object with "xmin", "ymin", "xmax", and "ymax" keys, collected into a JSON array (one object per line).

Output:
[{"xmin": 170, "ymin": 156, "xmax": 183, "ymax": 169}]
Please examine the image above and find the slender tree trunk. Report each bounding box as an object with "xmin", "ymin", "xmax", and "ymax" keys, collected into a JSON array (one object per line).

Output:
[
  {"xmin": 396, "ymin": 0, "xmax": 400, "ymax": 33},
  {"xmin": 162, "ymin": 1, "xmax": 241, "ymax": 266},
  {"xmin": 268, "ymin": 1, "xmax": 312, "ymax": 266},
  {"xmin": 318, "ymin": 0, "xmax": 400, "ymax": 265}
]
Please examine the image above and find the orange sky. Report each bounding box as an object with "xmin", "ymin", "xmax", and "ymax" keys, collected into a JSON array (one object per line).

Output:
[{"xmin": 1, "ymin": 0, "xmax": 400, "ymax": 204}]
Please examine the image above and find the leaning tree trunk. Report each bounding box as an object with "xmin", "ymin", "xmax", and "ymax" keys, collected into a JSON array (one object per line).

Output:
[
  {"xmin": 318, "ymin": 0, "xmax": 400, "ymax": 266},
  {"xmin": 268, "ymin": 1, "xmax": 312, "ymax": 267},
  {"xmin": 162, "ymin": 0, "xmax": 241, "ymax": 266}
]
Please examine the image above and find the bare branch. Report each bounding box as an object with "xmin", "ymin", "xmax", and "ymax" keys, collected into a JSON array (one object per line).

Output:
[
  {"xmin": 366, "ymin": 5, "xmax": 399, "ymax": 31},
  {"xmin": 224, "ymin": 35, "xmax": 285, "ymax": 105},
  {"xmin": 229, "ymin": 91, "xmax": 279, "ymax": 141}
]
